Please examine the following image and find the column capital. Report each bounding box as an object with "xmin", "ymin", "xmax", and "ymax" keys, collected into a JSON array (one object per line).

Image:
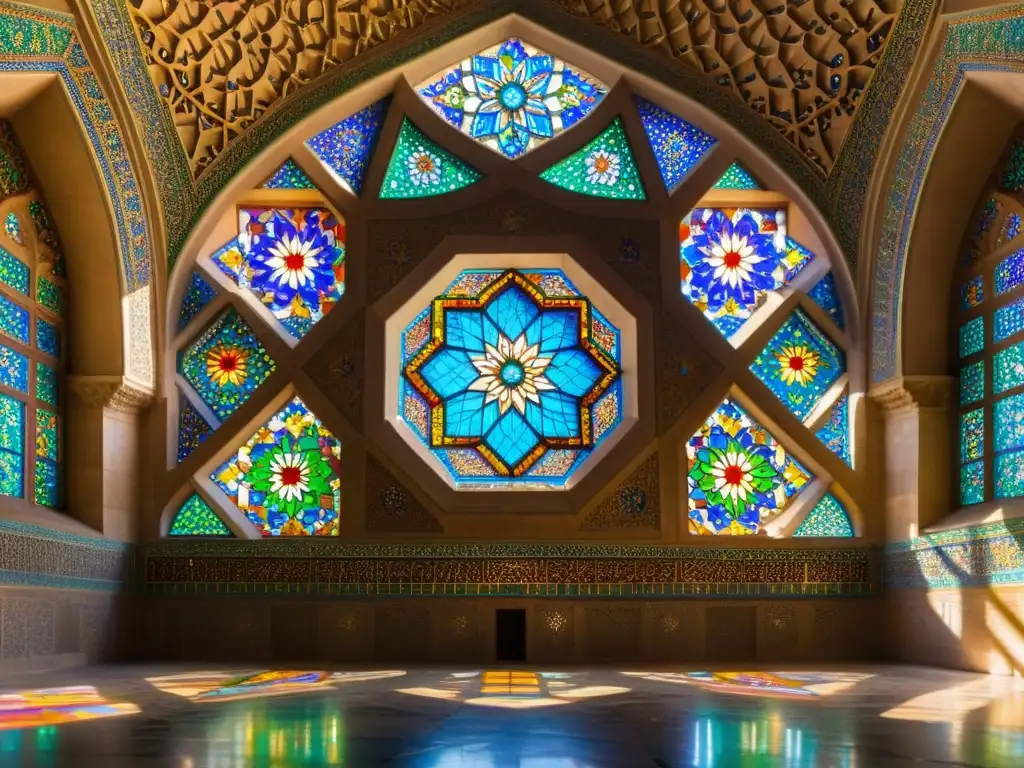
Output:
[
  {"xmin": 868, "ymin": 375, "xmax": 954, "ymax": 414},
  {"xmin": 67, "ymin": 375, "xmax": 154, "ymax": 415}
]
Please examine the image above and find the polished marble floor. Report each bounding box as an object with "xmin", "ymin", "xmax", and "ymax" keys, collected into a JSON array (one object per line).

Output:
[{"xmin": 0, "ymin": 664, "xmax": 1021, "ymax": 766}]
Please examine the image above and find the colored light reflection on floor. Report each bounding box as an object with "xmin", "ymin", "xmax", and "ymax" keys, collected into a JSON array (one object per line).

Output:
[
  {"xmin": 0, "ymin": 686, "xmax": 139, "ymax": 730},
  {"xmin": 397, "ymin": 670, "xmax": 629, "ymax": 709},
  {"xmin": 881, "ymin": 675, "xmax": 1024, "ymax": 725},
  {"xmin": 622, "ymin": 670, "xmax": 871, "ymax": 698},
  {"xmin": 147, "ymin": 669, "xmax": 405, "ymax": 702}
]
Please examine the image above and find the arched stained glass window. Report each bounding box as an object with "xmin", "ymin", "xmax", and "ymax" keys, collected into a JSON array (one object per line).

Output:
[{"xmin": 0, "ymin": 121, "xmax": 65, "ymax": 510}]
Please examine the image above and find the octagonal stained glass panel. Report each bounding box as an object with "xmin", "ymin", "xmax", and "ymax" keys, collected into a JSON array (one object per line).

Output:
[
  {"xmin": 401, "ymin": 269, "xmax": 623, "ymax": 488},
  {"xmin": 211, "ymin": 397, "xmax": 340, "ymax": 536},
  {"xmin": 211, "ymin": 208, "xmax": 345, "ymax": 340},
  {"xmin": 680, "ymin": 208, "xmax": 814, "ymax": 339},
  {"xmin": 687, "ymin": 398, "xmax": 812, "ymax": 535},
  {"xmin": 416, "ymin": 38, "xmax": 608, "ymax": 160}
]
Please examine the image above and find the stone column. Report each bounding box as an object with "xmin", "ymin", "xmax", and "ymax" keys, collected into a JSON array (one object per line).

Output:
[
  {"xmin": 67, "ymin": 375, "xmax": 153, "ymax": 542},
  {"xmin": 869, "ymin": 375, "xmax": 954, "ymax": 542}
]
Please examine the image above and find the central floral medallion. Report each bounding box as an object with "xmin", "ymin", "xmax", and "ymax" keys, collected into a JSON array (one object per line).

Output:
[{"xmin": 400, "ymin": 269, "xmax": 624, "ymax": 487}]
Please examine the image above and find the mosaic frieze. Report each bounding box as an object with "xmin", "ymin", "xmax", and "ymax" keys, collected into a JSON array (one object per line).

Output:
[{"xmin": 0, "ymin": 519, "xmax": 130, "ymax": 590}]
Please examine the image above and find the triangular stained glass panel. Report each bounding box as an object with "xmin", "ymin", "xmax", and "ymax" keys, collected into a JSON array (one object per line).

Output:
[
  {"xmin": 539, "ymin": 119, "xmax": 645, "ymax": 200},
  {"xmin": 380, "ymin": 119, "xmax": 482, "ymax": 200},
  {"xmin": 178, "ymin": 396, "xmax": 214, "ymax": 463},
  {"xmin": 169, "ymin": 493, "xmax": 233, "ymax": 536},
  {"xmin": 687, "ymin": 397, "xmax": 812, "ymax": 535},
  {"xmin": 211, "ymin": 396, "xmax": 341, "ymax": 536},
  {"xmin": 634, "ymin": 97, "xmax": 716, "ymax": 193},
  {"xmin": 815, "ymin": 393, "xmax": 851, "ymax": 466},
  {"xmin": 178, "ymin": 271, "xmax": 218, "ymax": 333},
  {"xmin": 713, "ymin": 162, "xmax": 761, "ymax": 190},
  {"xmin": 793, "ymin": 493, "xmax": 853, "ymax": 537},
  {"xmin": 305, "ymin": 98, "xmax": 390, "ymax": 195},
  {"xmin": 261, "ymin": 158, "xmax": 315, "ymax": 190},
  {"xmin": 416, "ymin": 38, "xmax": 608, "ymax": 160},
  {"xmin": 807, "ymin": 271, "xmax": 845, "ymax": 330}
]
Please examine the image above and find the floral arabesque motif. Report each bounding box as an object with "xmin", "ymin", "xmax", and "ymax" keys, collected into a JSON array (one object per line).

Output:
[
  {"xmin": 212, "ymin": 397, "xmax": 341, "ymax": 536},
  {"xmin": 687, "ymin": 398, "xmax": 811, "ymax": 535},
  {"xmin": 680, "ymin": 209, "xmax": 814, "ymax": 339},
  {"xmin": 417, "ymin": 38, "xmax": 607, "ymax": 160},
  {"xmin": 401, "ymin": 269, "xmax": 622, "ymax": 487},
  {"xmin": 212, "ymin": 209, "xmax": 345, "ymax": 341}
]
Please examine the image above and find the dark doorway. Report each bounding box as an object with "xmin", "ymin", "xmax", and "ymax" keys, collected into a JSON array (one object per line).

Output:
[{"xmin": 496, "ymin": 609, "xmax": 527, "ymax": 662}]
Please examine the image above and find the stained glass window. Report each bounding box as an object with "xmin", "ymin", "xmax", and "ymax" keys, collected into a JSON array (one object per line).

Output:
[
  {"xmin": 995, "ymin": 449, "xmax": 1024, "ymax": 498},
  {"xmin": 713, "ymin": 162, "xmax": 761, "ymax": 190},
  {"xmin": 261, "ymin": 158, "xmax": 314, "ymax": 190},
  {"xmin": 380, "ymin": 119, "xmax": 482, "ymax": 199},
  {"xmin": 4, "ymin": 212, "xmax": 21, "ymax": 245},
  {"xmin": 750, "ymin": 310, "xmax": 845, "ymax": 421},
  {"xmin": 994, "ymin": 341, "xmax": 1024, "ymax": 395},
  {"xmin": 0, "ymin": 392, "xmax": 23, "ymax": 498},
  {"xmin": 169, "ymin": 493, "xmax": 232, "ymax": 536},
  {"xmin": 36, "ymin": 276, "xmax": 61, "ymax": 316},
  {"xmin": 178, "ymin": 309, "xmax": 276, "ymax": 422},
  {"xmin": 680, "ymin": 208, "xmax": 813, "ymax": 338},
  {"xmin": 815, "ymin": 394, "xmax": 851, "ymax": 466},
  {"xmin": 994, "ymin": 393, "xmax": 1024, "ymax": 453},
  {"xmin": 0, "ymin": 294, "xmax": 29, "ymax": 344},
  {"xmin": 960, "ymin": 360, "xmax": 985, "ymax": 404},
  {"xmin": 999, "ymin": 140, "xmax": 1024, "ymax": 191},
  {"xmin": 806, "ymin": 272, "xmax": 845, "ymax": 330},
  {"xmin": 687, "ymin": 398, "xmax": 811, "ymax": 535},
  {"xmin": 35, "ymin": 363, "xmax": 56, "ymax": 406},
  {"xmin": 964, "ymin": 199, "xmax": 1000, "ymax": 264},
  {"xmin": 178, "ymin": 271, "xmax": 218, "ymax": 333},
  {"xmin": 305, "ymin": 98, "xmax": 389, "ymax": 196},
  {"xmin": 0, "ymin": 344, "xmax": 27, "ymax": 393},
  {"xmin": 416, "ymin": 39, "xmax": 607, "ymax": 160},
  {"xmin": 177, "ymin": 397, "xmax": 213, "ymax": 463},
  {"xmin": 401, "ymin": 269, "xmax": 622, "ymax": 488},
  {"xmin": 35, "ymin": 318, "xmax": 59, "ymax": 358},
  {"xmin": 0, "ymin": 246, "xmax": 28, "ymax": 294},
  {"xmin": 634, "ymin": 97, "xmax": 716, "ymax": 193},
  {"xmin": 998, "ymin": 213, "xmax": 1021, "ymax": 248},
  {"xmin": 994, "ymin": 296, "xmax": 1024, "ymax": 343},
  {"xmin": 995, "ymin": 248, "xmax": 1024, "ymax": 294},
  {"xmin": 212, "ymin": 208, "xmax": 345, "ymax": 340},
  {"xmin": 211, "ymin": 397, "xmax": 340, "ymax": 536},
  {"xmin": 34, "ymin": 407, "xmax": 58, "ymax": 507},
  {"xmin": 961, "ymin": 460, "xmax": 984, "ymax": 505},
  {"xmin": 958, "ymin": 316, "xmax": 985, "ymax": 358},
  {"xmin": 539, "ymin": 119, "xmax": 644, "ymax": 200},
  {"xmin": 793, "ymin": 493, "xmax": 853, "ymax": 537},
  {"xmin": 961, "ymin": 275, "xmax": 984, "ymax": 310},
  {"xmin": 960, "ymin": 408, "xmax": 984, "ymax": 462}
]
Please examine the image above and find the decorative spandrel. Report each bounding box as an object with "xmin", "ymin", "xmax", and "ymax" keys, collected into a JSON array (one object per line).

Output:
[
  {"xmin": 793, "ymin": 493, "xmax": 853, "ymax": 537},
  {"xmin": 749, "ymin": 310, "xmax": 845, "ymax": 422},
  {"xmin": 169, "ymin": 493, "xmax": 232, "ymax": 536},
  {"xmin": 178, "ymin": 309, "xmax": 276, "ymax": 423},
  {"xmin": 634, "ymin": 97, "xmax": 716, "ymax": 193},
  {"xmin": 211, "ymin": 208, "xmax": 345, "ymax": 340},
  {"xmin": 211, "ymin": 397, "xmax": 341, "ymax": 536},
  {"xmin": 401, "ymin": 269, "xmax": 623, "ymax": 488},
  {"xmin": 380, "ymin": 120, "xmax": 482, "ymax": 199},
  {"xmin": 680, "ymin": 208, "xmax": 813, "ymax": 339},
  {"xmin": 305, "ymin": 99, "xmax": 389, "ymax": 195},
  {"xmin": 538, "ymin": 119, "xmax": 645, "ymax": 200},
  {"xmin": 416, "ymin": 38, "xmax": 607, "ymax": 160},
  {"xmin": 687, "ymin": 398, "xmax": 811, "ymax": 536}
]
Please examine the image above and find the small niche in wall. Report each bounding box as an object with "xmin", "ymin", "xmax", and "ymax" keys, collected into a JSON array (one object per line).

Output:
[{"xmin": 496, "ymin": 609, "xmax": 527, "ymax": 662}]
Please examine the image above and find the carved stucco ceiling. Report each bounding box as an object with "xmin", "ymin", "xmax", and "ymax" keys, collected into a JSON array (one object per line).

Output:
[{"xmin": 125, "ymin": 0, "xmax": 900, "ymax": 179}]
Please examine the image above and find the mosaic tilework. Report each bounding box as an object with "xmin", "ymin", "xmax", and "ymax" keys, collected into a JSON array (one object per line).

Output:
[
  {"xmin": 140, "ymin": 541, "xmax": 875, "ymax": 598},
  {"xmin": 634, "ymin": 97, "xmax": 716, "ymax": 193},
  {"xmin": 871, "ymin": 8, "xmax": 1024, "ymax": 383},
  {"xmin": 0, "ymin": 518, "xmax": 129, "ymax": 591},
  {"xmin": 305, "ymin": 99, "xmax": 389, "ymax": 196},
  {"xmin": 886, "ymin": 518, "xmax": 1024, "ymax": 588},
  {"xmin": 540, "ymin": 118, "xmax": 645, "ymax": 200}
]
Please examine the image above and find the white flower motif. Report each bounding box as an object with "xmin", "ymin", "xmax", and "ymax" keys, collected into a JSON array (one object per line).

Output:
[
  {"xmin": 468, "ymin": 333, "xmax": 556, "ymax": 415},
  {"xmin": 408, "ymin": 150, "xmax": 441, "ymax": 186},
  {"xmin": 265, "ymin": 233, "xmax": 322, "ymax": 289},
  {"xmin": 269, "ymin": 452, "xmax": 310, "ymax": 503},
  {"xmin": 709, "ymin": 450, "xmax": 755, "ymax": 508},
  {"xmin": 705, "ymin": 232, "xmax": 764, "ymax": 289},
  {"xmin": 585, "ymin": 150, "xmax": 620, "ymax": 186}
]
